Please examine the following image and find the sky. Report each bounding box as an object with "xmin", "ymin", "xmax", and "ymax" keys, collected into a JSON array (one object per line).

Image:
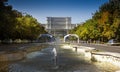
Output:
[{"xmin": 8, "ymin": 0, "xmax": 109, "ymax": 24}]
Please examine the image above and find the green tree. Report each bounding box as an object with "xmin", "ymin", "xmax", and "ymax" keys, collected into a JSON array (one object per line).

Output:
[
  {"xmin": 0, "ymin": 0, "xmax": 47, "ymax": 40},
  {"xmin": 15, "ymin": 14, "xmax": 47, "ymax": 40},
  {"xmin": 0, "ymin": 0, "xmax": 17, "ymax": 40}
]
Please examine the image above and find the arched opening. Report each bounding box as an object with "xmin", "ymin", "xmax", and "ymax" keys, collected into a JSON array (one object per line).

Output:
[{"xmin": 64, "ymin": 34, "xmax": 79, "ymax": 43}]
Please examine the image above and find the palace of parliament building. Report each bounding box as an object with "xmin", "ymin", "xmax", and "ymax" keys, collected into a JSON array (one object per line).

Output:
[{"xmin": 42, "ymin": 17, "xmax": 79, "ymax": 37}]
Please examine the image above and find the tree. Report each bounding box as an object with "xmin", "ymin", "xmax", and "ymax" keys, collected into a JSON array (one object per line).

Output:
[
  {"xmin": 0, "ymin": 0, "xmax": 17, "ymax": 40},
  {"xmin": 0, "ymin": 0, "xmax": 47, "ymax": 40},
  {"xmin": 15, "ymin": 14, "xmax": 47, "ymax": 40},
  {"xmin": 71, "ymin": 0, "xmax": 120, "ymax": 42}
]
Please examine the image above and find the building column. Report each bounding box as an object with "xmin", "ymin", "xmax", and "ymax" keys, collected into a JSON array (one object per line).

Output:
[
  {"xmin": 66, "ymin": 18, "xmax": 68, "ymax": 34},
  {"xmin": 47, "ymin": 17, "xmax": 52, "ymax": 34}
]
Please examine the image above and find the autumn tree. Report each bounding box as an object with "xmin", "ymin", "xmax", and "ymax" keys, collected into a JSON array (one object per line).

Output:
[{"xmin": 70, "ymin": 0, "xmax": 120, "ymax": 42}]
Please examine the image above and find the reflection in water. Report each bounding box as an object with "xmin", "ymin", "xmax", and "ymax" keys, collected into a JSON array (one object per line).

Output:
[{"xmin": 26, "ymin": 51, "xmax": 44, "ymax": 59}]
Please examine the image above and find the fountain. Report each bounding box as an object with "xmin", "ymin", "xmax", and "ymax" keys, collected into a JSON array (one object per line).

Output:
[{"xmin": 51, "ymin": 47, "xmax": 58, "ymax": 69}]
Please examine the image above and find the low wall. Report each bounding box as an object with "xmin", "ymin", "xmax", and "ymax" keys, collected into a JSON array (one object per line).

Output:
[
  {"xmin": 71, "ymin": 44, "xmax": 120, "ymax": 68},
  {"xmin": 0, "ymin": 50, "xmax": 26, "ymax": 61},
  {"xmin": 91, "ymin": 52, "xmax": 120, "ymax": 67},
  {"xmin": 72, "ymin": 46, "xmax": 95, "ymax": 59}
]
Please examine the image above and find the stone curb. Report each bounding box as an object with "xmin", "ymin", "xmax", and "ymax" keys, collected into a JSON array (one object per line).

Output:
[
  {"xmin": 70, "ymin": 44, "xmax": 120, "ymax": 68},
  {"xmin": 0, "ymin": 50, "xmax": 26, "ymax": 61}
]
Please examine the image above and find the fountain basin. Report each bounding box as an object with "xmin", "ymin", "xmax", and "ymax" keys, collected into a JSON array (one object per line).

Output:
[{"xmin": 0, "ymin": 50, "xmax": 26, "ymax": 61}]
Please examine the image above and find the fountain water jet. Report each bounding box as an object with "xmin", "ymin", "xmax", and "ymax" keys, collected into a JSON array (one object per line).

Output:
[{"xmin": 51, "ymin": 47, "xmax": 58, "ymax": 69}]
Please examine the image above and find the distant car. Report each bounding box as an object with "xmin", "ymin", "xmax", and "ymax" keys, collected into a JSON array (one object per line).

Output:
[{"xmin": 107, "ymin": 39, "xmax": 120, "ymax": 46}]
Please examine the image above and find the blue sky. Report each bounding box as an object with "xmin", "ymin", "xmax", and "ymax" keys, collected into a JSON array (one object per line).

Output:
[{"xmin": 8, "ymin": 0, "xmax": 109, "ymax": 24}]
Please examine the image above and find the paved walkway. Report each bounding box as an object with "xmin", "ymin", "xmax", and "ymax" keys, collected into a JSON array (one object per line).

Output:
[{"xmin": 79, "ymin": 43, "xmax": 120, "ymax": 53}]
